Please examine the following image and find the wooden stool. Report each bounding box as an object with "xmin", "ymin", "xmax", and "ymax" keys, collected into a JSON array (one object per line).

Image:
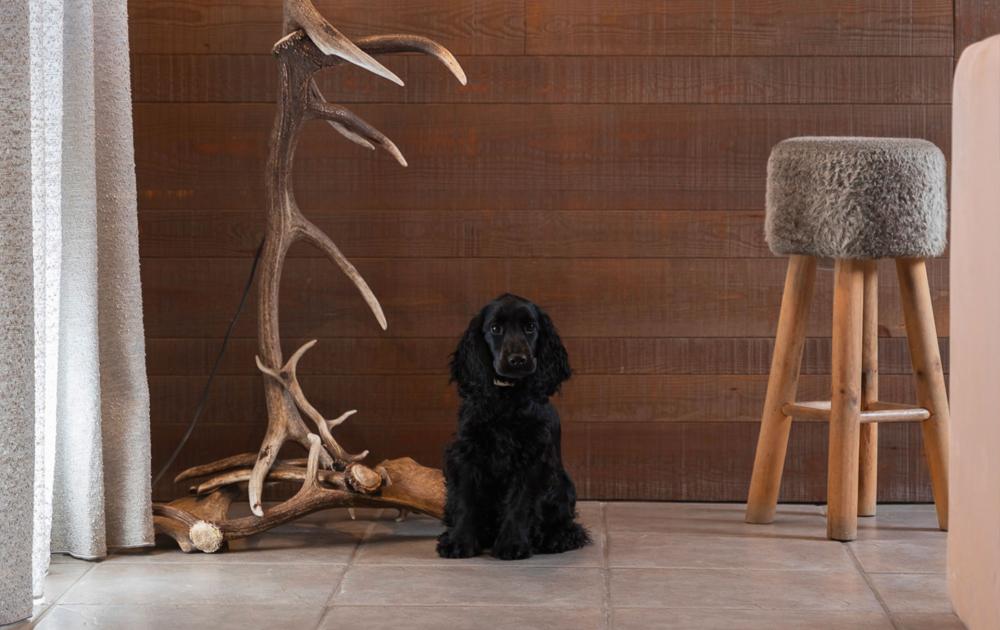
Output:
[{"xmin": 745, "ymin": 137, "xmax": 951, "ymax": 541}]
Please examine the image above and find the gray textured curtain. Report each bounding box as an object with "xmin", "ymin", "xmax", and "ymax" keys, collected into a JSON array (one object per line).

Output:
[{"xmin": 0, "ymin": 0, "xmax": 153, "ymax": 624}]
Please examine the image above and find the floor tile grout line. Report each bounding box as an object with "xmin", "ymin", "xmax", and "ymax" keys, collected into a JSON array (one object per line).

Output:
[
  {"xmin": 28, "ymin": 559, "xmax": 99, "ymax": 626},
  {"xmin": 845, "ymin": 541, "xmax": 904, "ymax": 630},
  {"xmin": 601, "ymin": 501, "xmax": 613, "ymax": 630},
  {"xmin": 307, "ymin": 603, "xmax": 605, "ymax": 609},
  {"xmin": 347, "ymin": 562, "xmax": 606, "ymax": 568},
  {"xmin": 314, "ymin": 509, "xmax": 382, "ymax": 630}
]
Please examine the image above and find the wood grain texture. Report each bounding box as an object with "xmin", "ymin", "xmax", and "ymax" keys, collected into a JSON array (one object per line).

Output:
[
  {"xmin": 130, "ymin": 55, "xmax": 954, "ymax": 104},
  {"xmin": 151, "ymin": 420, "xmax": 932, "ymax": 503},
  {"xmin": 148, "ymin": 373, "xmax": 929, "ymax": 427},
  {"xmin": 526, "ymin": 0, "xmax": 954, "ymax": 56},
  {"xmin": 859, "ymin": 260, "xmax": 880, "ymax": 517},
  {"xmin": 956, "ymin": 0, "xmax": 1000, "ymax": 56},
  {"xmin": 128, "ymin": 0, "xmax": 525, "ymax": 55},
  {"xmin": 138, "ymin": 210, "xmax": 772, "ymax": 259},
  {"xmin": 134, "ymin": 103, "xmax": 951, "ymax": 212},
  {"xmin": 134, "ymin": 0, "xmax": 960, "ymax": 502},
  {"xmin": 139, "ymin": 257, "xmax": 949, "ymax": 339},
  {"xmin": 142, "ymin": 336, "xmax": 948, "ymax": 377}
]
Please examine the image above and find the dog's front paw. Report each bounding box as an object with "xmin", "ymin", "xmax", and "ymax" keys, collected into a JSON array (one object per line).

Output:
[
  {"xmin": 538, "ymin": 522, "xmax": 592, "ymax": 554},
  {"xmin": 491, "ymin": 537, "xmax": 533, "ymax": 561},
  {"xmin": 436, "ymin": 531, "xmax": 481, "ymax": 559}
]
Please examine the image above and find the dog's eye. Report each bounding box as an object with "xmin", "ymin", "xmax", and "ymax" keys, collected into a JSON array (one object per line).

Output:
[
  {"xmin": 490, "ymin": 323, "xmax": 503, "ymax": 335},
  {"xmin": 524, "ymin": 322, "xmax": 536, "ymax": 334}
]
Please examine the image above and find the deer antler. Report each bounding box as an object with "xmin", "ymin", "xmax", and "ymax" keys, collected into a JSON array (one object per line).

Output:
[
  {"xmin": 307, "ymin": 33, "xmax": 466, "ymax": 152},
  {"xmin": 308, "ymin": 101, "xmax": 407, "ymax": 166},
  {"xmin": 256, "ymin": 340, "xmax": 369, "ymax": 467},
  {"xmin": 155, "ymin": 2, "xmax": 465, "ymax": 532},
  {"xmin": 283, "ymin": 0, "xmax": 403, "ymax": 85},
  {"xmin": 309, "ymin": 80, "xmax": 376, "ymax": 150},
  {"xmin": 243, "ymin": 21, "xmax": 465, "ymax": 515},
  {"xmin": 192, "ymin": 463, "xmax": 347, "ymax": 496},
  {"xmin": 161, "ymin": 435, "xmax": 425, "ymax": 552},
  {"xmin": 354, "ymin": 34, "xmax": 468, "ymax": 85}
]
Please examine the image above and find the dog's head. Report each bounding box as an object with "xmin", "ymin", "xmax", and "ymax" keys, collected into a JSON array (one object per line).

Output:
[{"xmin": 451, "ymin": 294, "xmax": 571, "ymax": 399}]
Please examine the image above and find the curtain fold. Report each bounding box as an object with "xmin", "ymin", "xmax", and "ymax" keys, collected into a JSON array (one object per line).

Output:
[
  {"xmin": 0, "ymin": 0, "xmax": 152, "ymax": 623},
  {"xmin": 29, "ymin": 0, "xmax": 64, "ymax": 601},
  {"xmin": 0, "ymin": 1, "xmax": 37, "ymax": 624}
]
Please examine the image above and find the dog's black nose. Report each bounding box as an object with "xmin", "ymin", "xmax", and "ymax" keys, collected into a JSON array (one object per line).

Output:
[{"xmin": 508, "ymin": 354, "xmax": 528, "ymax": 368}]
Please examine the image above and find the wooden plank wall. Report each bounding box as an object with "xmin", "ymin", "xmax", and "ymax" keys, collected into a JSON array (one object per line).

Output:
[{"xmin": 132, "ymin": 0, "xmax": 986, "ymax": 502}]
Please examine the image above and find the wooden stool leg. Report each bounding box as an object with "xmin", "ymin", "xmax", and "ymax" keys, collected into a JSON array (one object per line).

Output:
[
  {"xmin": 859, "ymin": 260, "xmax": 879, "ymax": 517},
  {"xmin": 747, "ymin": 255, "xmax": 817, "ymax": 524},
  {"xmin": 828, "ymin": 259, "xmax": 864, "ymax": 541},
  {"xmin": 896, "ymin": 258, "xmax": 950, "ymax": 531}
]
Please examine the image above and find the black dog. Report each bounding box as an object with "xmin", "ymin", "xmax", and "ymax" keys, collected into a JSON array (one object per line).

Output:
[{"xmin": 436, "ymin": 294, "xmax": 590, "ymax": 560}]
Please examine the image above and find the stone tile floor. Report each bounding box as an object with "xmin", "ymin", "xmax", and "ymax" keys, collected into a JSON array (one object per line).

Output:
[{"xmin": 12, "ymin": 502, "xmax": 962, "ymax": 629}]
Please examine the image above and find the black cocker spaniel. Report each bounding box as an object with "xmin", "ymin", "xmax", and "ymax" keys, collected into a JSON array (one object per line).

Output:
[{"xmin": 436, "ymin": 294, "xmax": 590, "ymax": 560}]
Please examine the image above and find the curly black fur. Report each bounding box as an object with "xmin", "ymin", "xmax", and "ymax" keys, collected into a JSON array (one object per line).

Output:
[{"xmin": 437, "ymin": 294, "xmax": 591, "ymax": 560}]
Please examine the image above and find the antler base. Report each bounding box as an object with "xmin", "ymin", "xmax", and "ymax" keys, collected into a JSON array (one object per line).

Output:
[{"xmin": 153, "ymin": 453, "xmax": 444, "ymax": 553}]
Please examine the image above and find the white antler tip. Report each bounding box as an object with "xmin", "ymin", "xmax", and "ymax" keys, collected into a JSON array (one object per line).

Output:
[
  {"xmin": 385, "ymin": 141, "xmax": 407, "ymax": 167},
  {"xmin": 189, "ymin": 521, "xmax": 224, "ymax": 553}
]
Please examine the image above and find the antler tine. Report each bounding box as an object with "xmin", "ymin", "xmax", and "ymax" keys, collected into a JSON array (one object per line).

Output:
[
  {"xmin": 174, "ymin": 452, "xmax": 259, "ymax": 484},
  {"xmin": 254, "ymin": 355, "xmax": 282, "ymax": 381},
  {"xmin": 356, "ymin": 34, "xmax": 468, "ymax": 85},
  {"xmin": 257, "ymin": 340, "xmax": 371, "ymax": 466},
  {"xmin": 248, "ymin": 429, "xmax": 285, "ymax": 516},
  {"xmin": 296, "ymin": 218, "xmax": 388, "ymax": 330},
  {"xmin": 254, "ymin": 339, "xmax": 315, "ymax": 384},
  {"xmin": 285, "ymin": 338, "xmax": 317, "ymax": 372},
  {"xmin": 328, "ymin": 409, "xmax": 358, "ymax": 429},
  {"xmin": 310, "ymin": 81, "xmax": 376, "ymax": 151},
  {"xmin": 284, "ymin": 0, "xmax": 403, "ymax": 86},
  {"xmin": 192, "ymin": 463, "xmax": 346, "ymax": 496},
  {"xmin": 308, "ymin": 101, "xmax": 407, "ymax": 167},
  {"xmin": 297, "ymin": 434, "xmax": 324, "ymax": 494}
]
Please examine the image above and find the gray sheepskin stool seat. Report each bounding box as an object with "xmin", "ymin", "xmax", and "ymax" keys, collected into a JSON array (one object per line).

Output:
[{"xmin": 765, "ymin": 137, "xmax": 947, "ymax": 259}]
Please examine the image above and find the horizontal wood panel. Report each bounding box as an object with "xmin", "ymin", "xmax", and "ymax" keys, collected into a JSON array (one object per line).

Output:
[
  {"xmin": 151, "ymin": 420, "xmax": 932, "ymax": 502},
  {"xmin": 140, "ymin": 257, "xmax": 949, "ymax": 338},
  {"xmin": 128, "ymin": 0, "xmax": 524, "ymax": 55},
  {"xmin": 138, "ymin": 210, "xmax": 770, "ymax": 259},
  {"xmin": 956, "ymin": 0, "xmax": 1000, "ymax": 55},
  {"xmin": 580, "ymin": 421, "xmax": 931, "ymax": 502},
  {"xmin": 134, "ymin": 103, "xmax": 950, "ymax": 212},
  {"xmin": 148, "ymin": 373, "xmax": 931, "ymax": 427},
  {"xmin": 143, "ymin": 336, "xmax": 949, "ymax": 377},
  {"xmin": 130, "ymin": 54, "xmax": 954, "ymax": 104},
  {"xmin": 526, "ymin": 0, "xmax": 953, "ymax": 56}
]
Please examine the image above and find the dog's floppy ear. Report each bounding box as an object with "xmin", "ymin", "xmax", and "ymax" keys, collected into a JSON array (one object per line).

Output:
[
  {"xmin": 534, "ymin": 307, "xmax": 571, "ymax": 396},
  {"xmin": 450, "ymin": 310, "xmax": 492, "ymax": 398}
]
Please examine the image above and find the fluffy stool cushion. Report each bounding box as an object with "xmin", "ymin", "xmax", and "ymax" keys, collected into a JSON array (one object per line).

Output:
[{"xmin": 765, "ymin": 137, "xmax": 947, "ymax": 259}]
